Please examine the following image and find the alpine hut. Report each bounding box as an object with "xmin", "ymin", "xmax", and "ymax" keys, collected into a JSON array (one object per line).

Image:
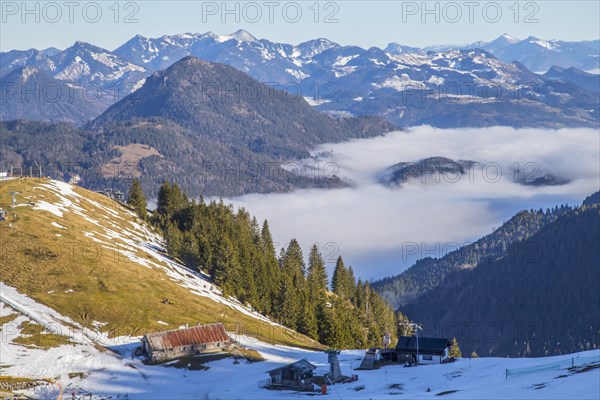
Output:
[{"xmin": 141, "ymin": 323, "xmax": 233, "ymax": 363}]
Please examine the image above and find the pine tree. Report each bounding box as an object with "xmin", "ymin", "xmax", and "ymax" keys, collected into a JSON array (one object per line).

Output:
[
  {"xmin": 332, "ymin": 256, "xmax": 348, "ymax": 298},
  {"xmin": 299, "ymin": 292, "xmax": 319, "ymax": 340},
  {"xmin": 307, "ymin": 245, "xmax": 328, "ymax": 293},
  {"xmin": 347, "ymin": 266, "xmax": 357, "ymax": 304},
  {"xmin": 127, "ymin": 178, "xmax": 147, "ymax": 220},
  {"xmin": 156, "ymin": 181, "xmax": 173, "ymax": 218},
  {"xmin": 211, "ymin": 235, "xmax": 240, "ymax": 297},
  {"xmin": 259, "ymin": 220, "xmax": 280, "ymax": 315},
  {"xmin": 305, "ymin": 245, "xmax": 328, "ymax": 341},
  {"xmin": 449, "ymin": 337, "xmax": 462, "ymax": 358},
  {"xmin": 278, "ymin": 273, "xmax": 301, "ymax": 330}
]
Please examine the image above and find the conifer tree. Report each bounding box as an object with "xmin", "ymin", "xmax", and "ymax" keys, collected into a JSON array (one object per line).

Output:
[
  {"xmin": 332, "ymin": 256, "xmax": 348, "ymax": 298},
  {"xmin": 299, "ymin": 292, "xmax": 319, "ymax": 340},
  {"xmin": 307, "ymin": 244, "xmax": 328, "ymax": 293},
  {"xmin": 127, "ymin": 178, "xmax": 147, "ymax": 220},
  {"xmin": 156, "ymin": 181, "xmax": 173, "ymax": 218},
  {"xmin": 347, "ymin": 266, "xmax": 357, "ymax": 304},
  {"xmin": 449, "ymin": 337, "xmax": 462, "ymax": 358},
  {"xmin": 260, "ymin": 220, "xmax": 280, "ymax": 314}
]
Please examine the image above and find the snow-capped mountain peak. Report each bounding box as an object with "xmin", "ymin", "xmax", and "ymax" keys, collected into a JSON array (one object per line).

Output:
[
  {"xmin": 498, "ymin": 33, "xmax": 520, "ymax": 43},
  {"xmin": 218, "ymin": 29, "xmax": 258, "ymax": 43}
]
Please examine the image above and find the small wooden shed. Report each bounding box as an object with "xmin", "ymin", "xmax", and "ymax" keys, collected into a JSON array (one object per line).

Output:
[
  {"xmin": 264, "ymin": 359, "xmax": 317, "ymax": 391},
  {"xmin": 141, "ymin": 323, "xmax": 233, "ymax": 363}
]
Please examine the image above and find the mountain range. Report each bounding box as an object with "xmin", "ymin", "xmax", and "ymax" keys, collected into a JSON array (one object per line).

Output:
[
  {"xmin": 2, "ymin": 31, "xmax": 598, "ymax": 128},
  {"xmin": 416, "ymin": 34, "xmax": 600, "ymax": 72},
  {"xmin": 0, "ymin": 56, "xmax": 395, "ymax": 197}
]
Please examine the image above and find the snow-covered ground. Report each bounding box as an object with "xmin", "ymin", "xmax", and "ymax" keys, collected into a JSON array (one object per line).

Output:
[
  {"xmin": 2, "ymin": 179, "xmax": 599, "ymax": 399},
  {"xmin": 1, "ymin": 293, "xmax": 599, "ymax": 400}
]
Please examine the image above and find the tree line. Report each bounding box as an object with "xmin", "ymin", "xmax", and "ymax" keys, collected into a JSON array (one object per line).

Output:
[{"xmin": 128, "ymin": 179, "xmax": 400, "ymax": 349}]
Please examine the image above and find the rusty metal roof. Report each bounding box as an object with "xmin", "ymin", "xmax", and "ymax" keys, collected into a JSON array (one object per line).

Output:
[{"xmin": 144, "ymin": 323, "xmax": 231, "ymax": 351}]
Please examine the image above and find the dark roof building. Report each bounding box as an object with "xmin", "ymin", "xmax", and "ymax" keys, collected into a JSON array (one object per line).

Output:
[
  {"xmin": 394, "ymin": 336, "xmax": 452, "ymax": 365},
  {"xmin": 395, "ymin": 336, "xmax": 451, "ymax": 355}
]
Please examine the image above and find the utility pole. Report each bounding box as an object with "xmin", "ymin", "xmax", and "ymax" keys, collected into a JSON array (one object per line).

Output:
[
  {"xmin": 399, "ymin": 321, "xmax": 423, "ymax": 365},
  {"xmin": 33, "ymin": 161, "xmax": 42, "ymax": 178}
]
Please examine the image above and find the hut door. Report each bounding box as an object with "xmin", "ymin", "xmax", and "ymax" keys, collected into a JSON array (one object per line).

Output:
[{"xmin": 275, "ymin": 374, "xmax": 282, "ymax": 384}]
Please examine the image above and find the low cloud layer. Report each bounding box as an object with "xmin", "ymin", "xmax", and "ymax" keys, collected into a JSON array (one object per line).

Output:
[{"xmin": 226, "ymin": 126, "xmax": 600, "ymax": 280}]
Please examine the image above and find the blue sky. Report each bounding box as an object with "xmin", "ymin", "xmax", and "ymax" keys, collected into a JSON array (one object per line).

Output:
[{"xmin": 1, "ymin": 1, "xmax": 599, "ymax": 51}]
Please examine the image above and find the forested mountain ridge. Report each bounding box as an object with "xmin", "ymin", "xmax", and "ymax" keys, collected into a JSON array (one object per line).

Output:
[
  {"xmin": 372, "ymin": 205, "xmax": 574, "ymax": 308},
  {"xmin": 403, "ymin": 204, "xmax": 600, "ymax": 357},
  {"xmin": 90, "ymin": 56, "xmax": 397, "ymax": 160},
  {"xmin": 583, "ymin": 190, "xmax": 600, "ymax": 206}
]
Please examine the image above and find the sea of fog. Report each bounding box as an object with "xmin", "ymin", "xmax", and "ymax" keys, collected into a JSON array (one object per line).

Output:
[{"xmin": 226, "ymin": 126, "xmax": 600, "ymax": 281}]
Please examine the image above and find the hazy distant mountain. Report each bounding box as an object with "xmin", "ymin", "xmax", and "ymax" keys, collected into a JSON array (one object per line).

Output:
[
  {"xmin": 0, "ymin": 47, "xmax": 60, "ymax": 77},
  {"xmin": 379, "ymin": 157, "xmax": 476, "ymax": 186},
  {"xmin": 544, "ymin": 66, "xmax": 600, "ymax": 93},
  {"xmin": 0, "ymin": 42, "xmax": 148, "ymax": 123},
  {"xmin": 487, "ymin": 36, "xmax": 600, "ymax": 72},
  {"xmin": 0, "ymin": 67, "xmax": 105, "ymax": 124},
  {"xmin": 414, "ymin": 34, "xmax": 600, "ymax": 72},
  {"xmin": 2, "ymin": 31, "xmax": 598, "ymax": 127}
]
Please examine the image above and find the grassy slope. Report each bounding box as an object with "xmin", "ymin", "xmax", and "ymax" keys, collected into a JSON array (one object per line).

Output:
[{"xmin": 0, "ymin": 178, "xmax": 320, "ymax": 350}]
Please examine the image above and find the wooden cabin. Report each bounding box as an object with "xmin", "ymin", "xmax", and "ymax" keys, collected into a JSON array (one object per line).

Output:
[
  {"xmin": 394, "ymin": 336, "xmax": 451, "ymax": 365},
  {"xmin": 263, "ymin": 360, "xmax": 317, "ymax": 391},
  {"xmin": 141, "ymin": 323, "xmax": 233, "ymax": 363}
]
